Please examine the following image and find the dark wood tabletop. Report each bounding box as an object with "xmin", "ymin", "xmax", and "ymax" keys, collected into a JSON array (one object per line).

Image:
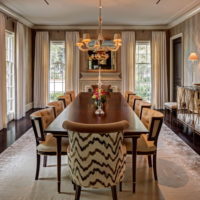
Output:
[{"xmin": 45, "ymin": 92, "xmax": 148, "ymax": 136}]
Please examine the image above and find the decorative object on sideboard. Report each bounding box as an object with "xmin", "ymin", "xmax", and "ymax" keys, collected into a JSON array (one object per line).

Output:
[
  {"xmin": 76, "ymin": 0, "xmax": 122, "ymax": 63},
  {"xmin": 188, "ymin": 52, "xmax": 199, "ymax": 85}
]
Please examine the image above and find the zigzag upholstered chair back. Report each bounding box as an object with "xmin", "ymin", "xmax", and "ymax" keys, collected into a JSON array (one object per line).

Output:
[{"xmin": 62, "ymin": 120, "xmax": 129, "ymax": 200}]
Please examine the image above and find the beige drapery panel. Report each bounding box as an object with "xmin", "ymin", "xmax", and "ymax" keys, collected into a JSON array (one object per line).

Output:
[
  {"xmin": 34, "ymin": 32, "xmax": 49, "ymax": 108},
  {"xmin": 16, "ymin": 22, "xmax": 26, "ymax": 119},
  {"xmin": 0, "ymin": 12, "xmax": 7, "ymax": 130},
  {"xmin": 65, "ymin": 32, "xmax": 80, "ymax": 95},
  {"xmin": 121, "ymin": 31, "xmax": 136, "ymax": 94},
  {"xmin": 152, "ymin": 31, "xmax": 168, "ymax": 109}
]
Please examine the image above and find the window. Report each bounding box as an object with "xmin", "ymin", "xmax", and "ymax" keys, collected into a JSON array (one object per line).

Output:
[
  {"xmin": 49, "ymin": 41, "xmax": 65, "ymax": 101},
  {"xmin": 135, "ymin": 41, "xmax": 152, "ymax": 102},
  {"xmin": 6, "ymin": 31, "xmax": 15, "ymax": 121}
]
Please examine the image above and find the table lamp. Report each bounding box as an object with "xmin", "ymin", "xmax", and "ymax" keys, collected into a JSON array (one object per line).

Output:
[{"xmin": 188, "ymin": 52, "xmax": 198, "ymax": 84}]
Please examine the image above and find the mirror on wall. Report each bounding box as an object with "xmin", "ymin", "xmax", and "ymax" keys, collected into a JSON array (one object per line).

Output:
[{"xmin": 87, "ymin": 40, "xmax": 117, "ymax": 71}]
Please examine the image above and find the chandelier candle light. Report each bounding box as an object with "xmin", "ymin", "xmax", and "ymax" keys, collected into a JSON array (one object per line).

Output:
[{"xmin": 76, "ymin": 0, "xmax": 122, "ymax": 62}]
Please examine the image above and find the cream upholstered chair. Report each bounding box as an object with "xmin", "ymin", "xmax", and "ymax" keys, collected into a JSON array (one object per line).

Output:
[
  {"xmin": 134, "ymin": 99, "xmax": 152, "ymax": 119},
  {"xmin": 129, "ymin": 95, "xmax": 142, "ymax": 110},
  {"xmin": 30, "ymin": 107, "xmax": 68, "ymax": 180},
  {"xmin": 65, "ymin": 90, "xmax": 76, "ymax": 102},
  {"xmin": 62, "ymin": 120, "xmax": 129, "ymax": 200},
  {"xmin": 124, "ymin": 108, "xmax": 163, "ymax": 181},
  {"xmin": 47, "ymin": 100, "xmax": 64, "ymax": 117},
  {"xmin": 124, "ymin": 91, "xmax": 136, "ymax": 104},
  {"xmin": 57, "ymin": 93, "xmax": 72, "ymax": 107}
]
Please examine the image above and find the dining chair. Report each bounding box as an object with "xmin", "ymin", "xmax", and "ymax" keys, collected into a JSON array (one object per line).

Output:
[
  {"xmin": 134, "ymin": 99, "xmax": 152, "ymax": 119},
  {"xmin": 124, "ymin": 108, "xmax": 163, "ymax": 182},
  {"xmin": 30, "ymin": 107, "xmax": 68, "ymax": 180},
  {"xmin": 62, "ymin": 120, "xmax": 129, "ymax": 200},
  {"xmin": 65, "ymin": 90, "xmax": 76, "ymax": 102},
  {"xmin": 124, "ymin": 91, "xmax": 136, "ymax": 104},
  {"xmin": 47, "ymin": 100, "xmax": 64, "ymax": 117},
  {"xmin": 129, "ymin": 95, "xmax": 142, "ymax": 110},
  {"xmin": 57, "ymin": 93, "xmax": 72, "ymax": 107}
]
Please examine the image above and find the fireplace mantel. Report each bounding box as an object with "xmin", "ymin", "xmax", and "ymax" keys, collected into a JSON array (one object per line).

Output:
[{"xmin": 79, "ymin": 72, "xmax": 122, "ymax": 92}]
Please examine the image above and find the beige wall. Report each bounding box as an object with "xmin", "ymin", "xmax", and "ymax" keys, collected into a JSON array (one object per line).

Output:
[{"xmin": 170, "ymin": 13, "xmax": 200, "ymax": 86}]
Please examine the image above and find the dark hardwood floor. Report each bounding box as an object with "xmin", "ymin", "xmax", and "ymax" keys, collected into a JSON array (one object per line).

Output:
[
  {"xmin": 0, "ymin": 108, "xmax": 200, "ymax": 155},
  {"xmin": 0, "ymin": 109, "xmax": 39, "ymax": 153}
]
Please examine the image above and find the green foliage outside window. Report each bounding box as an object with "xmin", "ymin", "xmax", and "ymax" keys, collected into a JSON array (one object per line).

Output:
[{"xmin": 135, "ymin": 42, "xmax": 151, "ymax": 102}]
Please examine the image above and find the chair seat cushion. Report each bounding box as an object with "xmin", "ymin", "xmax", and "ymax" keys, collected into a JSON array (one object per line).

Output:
[
  {"xmin": 37, "ymin": 133, "xmax": 68, "ymax": 153},
  {"xmin": 124, "ymin": 134, "xmax": 156, "ymax": 153},
  {"xmin": 164, "ymin": 102, "xmax": 177, "ymax": 109}
]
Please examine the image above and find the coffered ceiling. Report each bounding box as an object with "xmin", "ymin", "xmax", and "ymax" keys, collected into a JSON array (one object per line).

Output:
[{"xmin": 0, "ymin": 0, "xmax": 200, "ymax": 27}]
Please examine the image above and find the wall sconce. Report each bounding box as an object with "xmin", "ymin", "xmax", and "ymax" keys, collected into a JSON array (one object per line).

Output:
[{"xmin": 188, "ymin": 52, "xmax": 199, "ymax": 84}]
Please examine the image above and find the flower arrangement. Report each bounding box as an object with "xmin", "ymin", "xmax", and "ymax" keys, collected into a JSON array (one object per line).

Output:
[{"xmin": 92, "ymin": 88, "xmax": 107, "ymax": 104}]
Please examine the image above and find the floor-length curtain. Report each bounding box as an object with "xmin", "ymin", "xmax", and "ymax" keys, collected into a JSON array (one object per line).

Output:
[
  {"xmin": 152, "ymin": 31, "xmax": 168, "ymax": 109},
  {"xmin": 16, "ymin": 22, "xmax": 26, "ymax": 119},
  {"xmin": 34, "ymin": 32, "xmax": 49, "ymax": 108},
  {"xmin": 121, "ymin": 31, "xmax": 136, "ymax": 94},
  {"xmin": 65, "ymin": 32, "xmax": 80, "ymax": 95},
  {"xmin": 0, "ymin": 12, "xmax": 7, "ymax": 130}
]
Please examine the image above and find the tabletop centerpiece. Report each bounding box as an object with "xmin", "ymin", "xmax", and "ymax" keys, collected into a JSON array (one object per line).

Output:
[{"xmin": 92, "ymin": 67, "xmax": 106, "ymax": 115}]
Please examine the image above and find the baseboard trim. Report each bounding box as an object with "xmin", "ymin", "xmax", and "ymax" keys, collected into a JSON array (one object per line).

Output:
[{"xmin": 25, "ymin": 102, "xmax": 33, "ymax": 112}]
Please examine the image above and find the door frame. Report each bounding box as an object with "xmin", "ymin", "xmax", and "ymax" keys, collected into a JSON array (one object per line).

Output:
[{"xmin": 170, "ymin": 33, "xmax": 184, "ymax": 101}]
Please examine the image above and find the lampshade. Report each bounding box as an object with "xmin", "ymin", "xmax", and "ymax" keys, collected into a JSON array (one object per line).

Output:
[
  {"xmin": 188, "ymin": 52, "xmax": 198, "ymax": 61},
  {"xmin": 82, "ymin": 33, "xmax": 91, "ymax": 43},
  {"xmin": 113, "ymin": 33, "xmax": 122, "ymax": 43}
]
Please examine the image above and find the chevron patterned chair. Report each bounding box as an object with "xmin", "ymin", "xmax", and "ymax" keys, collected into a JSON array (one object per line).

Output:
[
  {"xmin": 47, "ymin": 100, "xmax": 64, "ymax": 117},
  {"xmin": 124, "ymin": 108, "xmax": 163, "ymax": 181},
  {"xmin": 62, "ymin": 120, "xmax": 129, "ymax": 200},
  {"xmin": 30, "ymin": 107, "xmax": 68, "ymax": 180}
]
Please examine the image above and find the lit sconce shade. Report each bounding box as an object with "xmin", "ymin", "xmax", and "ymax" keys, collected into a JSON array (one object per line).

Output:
[
  {"xmin": 188, "ymin": 52, "xmax": 198, "ymax": 61},
  {"xmin": 82, "ymin": 33, "xmax": 91, "ymax": 43}
]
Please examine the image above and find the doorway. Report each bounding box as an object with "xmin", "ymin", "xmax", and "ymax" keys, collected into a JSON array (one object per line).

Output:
[{"xmin": 170, "ymin": 34, "xmax": 183, "ymax": 101}]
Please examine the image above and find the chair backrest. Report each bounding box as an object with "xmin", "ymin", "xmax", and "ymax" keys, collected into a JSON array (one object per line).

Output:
[
  {"xmin": 141, "ymin": 108, "xmax": 164, "ymax": 146},
  {"xmin": 124, "ymin": 91, "xmax": 136, "ymax": 103},
  {"xmin": 57, "ymin": 93, "xmax": 71, "ymax": 107},
  {"xmin": 65, "ymin": 91, "xmax": 76, "ymax": 102},
  {"xmin": 134, "ymin": 100, "xmax": 152, "ymax": 119},
  {"xmin": 47, "ymin": 100, "xmax": 64, "ymax": 117},
  {"xmin": 30, "ymin": 107, "xmax": 55, "ymax": 145},
  {"xmin": 62, "ymin": 120, "xmax": 129, "ymax": 188},
  {"xmin": 129, "ymin": 95, "xmax": 142, "ymax": 109}
]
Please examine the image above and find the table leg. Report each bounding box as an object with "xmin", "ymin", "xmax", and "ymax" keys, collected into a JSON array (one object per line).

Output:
[
  {"xmin": 132, "ymin": 137, "xmax": 137, "ymax": 193},
  {"xmin": 56, "ymin": 136, "xmax": 62, "ymax": 193}
]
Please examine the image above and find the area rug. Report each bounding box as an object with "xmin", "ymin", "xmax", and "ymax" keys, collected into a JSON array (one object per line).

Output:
[{"xmin": 0, "ymin": 124, "xmax": 200, "ymax": 200}]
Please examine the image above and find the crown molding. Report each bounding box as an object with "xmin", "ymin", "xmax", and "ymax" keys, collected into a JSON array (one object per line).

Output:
[
  {"xmin": 168, "ymin": 3, "xmax": 200, "ymax": 28},
  {"xmin": 0, "ymin": 3, "xmax": 33, "ymax": 27},
  {"xmin": 0, "ymin": 2, "xmax": 200, "ymax": 30},
  {"xmin": 33, "ymin": 25, "xmax": 168, "ymax": 30}
]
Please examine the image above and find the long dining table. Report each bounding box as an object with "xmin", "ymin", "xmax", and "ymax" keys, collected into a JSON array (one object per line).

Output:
[{"xmin": 45, "ymin": 92, "xmax": 149, "ymax": 193}]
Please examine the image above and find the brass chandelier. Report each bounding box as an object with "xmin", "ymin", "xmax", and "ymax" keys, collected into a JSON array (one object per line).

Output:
[{"xmin": 76, "ymin": 0, "xmax": 122, "ymax": 61}]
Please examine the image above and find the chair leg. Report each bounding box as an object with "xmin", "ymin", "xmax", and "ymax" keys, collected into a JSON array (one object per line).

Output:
[
  {"xmin": 148, "ymin": 155, "xmax": 152, "ymax": 168},
  {"xmin": 43, "ymin": 155, "xmax": 47, "ymax": 167},
  {"xmin": 111, "ymin": 186, "xmax": 118, "ymax": 200},
  {"xmin": 153, "ymin": 153, "xmax": 158, "ymax": 181},
  {"xmin": 35, "ymin": 154, "xmax": 40, "ymax": 180},
  {"xmin": 119, "ymin": 182, "xmax": 122, "ymax": 192},
  {"xmin": 75, "ymin": 185, "xmax": 81, "ymax": 200}
]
